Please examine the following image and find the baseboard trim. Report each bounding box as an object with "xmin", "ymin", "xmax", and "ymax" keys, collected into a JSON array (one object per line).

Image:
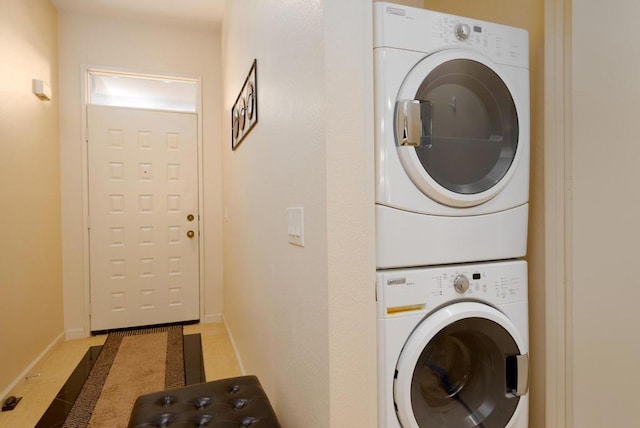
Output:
[
  {"xmin": 222, "ymin": 315, "xmax": 246, "ymax": 375},
  {"xmin": 65, "ymin": 327, "xmax": 87, "ymax": 341},
  {"xmin": 1, "ymin": 331, "xmax": 65, "ymax": 400},
  {"xmin": 203, "ymin": 313, "xmax": 223, "ymax": 324}
]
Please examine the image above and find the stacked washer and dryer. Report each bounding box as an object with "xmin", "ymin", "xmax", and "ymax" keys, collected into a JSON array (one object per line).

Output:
[{"xmin": 374, "ymin": 3, "xmax": 530, "ymax": 427}]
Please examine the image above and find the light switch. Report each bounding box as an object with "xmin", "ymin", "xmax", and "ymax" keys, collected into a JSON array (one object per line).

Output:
[{"xmin": 287, "ymin": 207, "xmax": 304, "ymax": 247}]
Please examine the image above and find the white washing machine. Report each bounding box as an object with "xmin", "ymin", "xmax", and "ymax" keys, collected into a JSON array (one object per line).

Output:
[
  {"xmin": 374, "ymin": 3, "xmax": 530, "ymax": 269},
  {"xmin": 377, "ymin": 260, "xmax": 529, "ymax": 427}
]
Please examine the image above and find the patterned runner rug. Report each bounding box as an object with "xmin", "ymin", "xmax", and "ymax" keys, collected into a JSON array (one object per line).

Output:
[{"xmin": 62, "ymin": 325, "xmax": 185, "ymax": 428}]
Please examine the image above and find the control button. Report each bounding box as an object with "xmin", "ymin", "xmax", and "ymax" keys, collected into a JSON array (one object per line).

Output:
[
  {"xmin": 453, "ymin": 274, "xmax": 470, "ymax": 293},
  {"xmin": 455, "ymin": 23, "xmax": 471, "ymax": 41}
]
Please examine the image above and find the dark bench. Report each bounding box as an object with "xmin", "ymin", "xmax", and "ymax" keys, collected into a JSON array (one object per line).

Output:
[{"xmin": 127, "ymin": 375, "xmax": 281, "ymax": 427}]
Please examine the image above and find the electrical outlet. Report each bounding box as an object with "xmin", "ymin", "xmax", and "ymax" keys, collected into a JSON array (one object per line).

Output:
[{"xmin": 287, "ymin": 207, "xmax": 304, "ymax": 247}]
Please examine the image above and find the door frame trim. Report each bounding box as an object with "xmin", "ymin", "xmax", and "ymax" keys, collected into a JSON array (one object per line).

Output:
[
  {"xmin": 544, "ymin": 0, "xmax": 573, "ymax": 425},
  {"xmin": 80, "ymin": 64, "xmax": 205, "ymax": 334}
]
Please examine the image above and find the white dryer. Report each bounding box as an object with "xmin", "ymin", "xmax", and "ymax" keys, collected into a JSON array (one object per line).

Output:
[
  {"xmin": 377, "ymin": 260, "xmax": 529, "ymax": 427},
  {"xmin": 374, "ymin": 3, "xmax": 530, "ymax": 268}
]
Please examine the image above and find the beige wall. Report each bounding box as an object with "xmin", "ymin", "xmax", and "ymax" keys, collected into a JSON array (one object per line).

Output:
[
  {"xmin": 382, "ymin": 0, "xmax": 423, "ymax": 7},
  {"xmin": 570, "ymin": 1, "xmax": 640, "ymax": 425},
  {"xmin": 0, "ymin": 0, "xmax": 63, "ymax": 395},
  {"xmin": 222, "ymin": 0, "xmax": 376, "ymax": 426},
  {"xmin": 421, "ymin": 1, "xmax": 546, "ymax": 426},
  {"xmin": 57, "ymin": 12, "xmax": 223, "ymax": 337}
]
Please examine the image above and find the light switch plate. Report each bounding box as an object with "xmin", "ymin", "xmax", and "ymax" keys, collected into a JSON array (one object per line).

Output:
[{"xmin": 287, "ymin": 207, "xmax": 304, "ymax": 247}]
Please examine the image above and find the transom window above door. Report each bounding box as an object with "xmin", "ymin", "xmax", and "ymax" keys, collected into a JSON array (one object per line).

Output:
[{"xmin": 88, "ymin": 70, "xmax": 198, "ymax": 113}]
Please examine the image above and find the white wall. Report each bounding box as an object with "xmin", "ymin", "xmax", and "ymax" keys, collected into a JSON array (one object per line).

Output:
[
  {"xmin": 570, "ymin": 1, "xmax": 640, "ymax": 425},
  {"xmin": 58, "ymin": 12, "xmax": 223, "ymax": 337},
  {"xmin": 222, "ymin": 0, "xmax": 376, "ymax": 426}
]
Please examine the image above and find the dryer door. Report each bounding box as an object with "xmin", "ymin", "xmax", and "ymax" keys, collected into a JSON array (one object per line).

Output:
[
  {"xmin": 394, "ymin": 302, "xmax": 528, "ymax": 428},
  {"xmin": 395, "ymin": 49, "xmax": 523, "ymax": 207}
]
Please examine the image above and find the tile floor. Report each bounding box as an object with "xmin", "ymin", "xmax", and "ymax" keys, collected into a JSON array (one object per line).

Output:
[{"xmin": 0, "ymin": 323, "xmax": 241, "ymax": 427}]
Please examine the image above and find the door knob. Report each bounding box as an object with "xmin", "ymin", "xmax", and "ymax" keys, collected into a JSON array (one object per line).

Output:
[
  {"xmin": 187, "ymin": 230, "xmax": 195, "ymax": 238},
  {"xmin": 187, "ymin": 214, "xmax": 195, "ymax": 222}
]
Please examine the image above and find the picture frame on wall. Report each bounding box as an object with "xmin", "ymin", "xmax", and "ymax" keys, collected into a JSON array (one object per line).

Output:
[{"xmin": 231, "ymin": 59, "xmax": 258, "ymax": 150}]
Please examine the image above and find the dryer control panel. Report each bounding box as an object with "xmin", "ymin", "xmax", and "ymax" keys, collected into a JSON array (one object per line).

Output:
[
  {"xmin": 374, "ymin": 1, "xmax": 529, "ymax": 69},
  {"xmin": 377, "ymin": 260, "xmax": 528, "ymax": 318}
]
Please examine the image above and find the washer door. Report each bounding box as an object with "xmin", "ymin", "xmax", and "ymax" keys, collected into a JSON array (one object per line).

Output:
[
  {"xmin": 395, "ymin": 50, "xmax": 522, "ymax": 207},
  {"xmin": 394, "ymin": 302, "xmax": 528, "ymax": 428}
]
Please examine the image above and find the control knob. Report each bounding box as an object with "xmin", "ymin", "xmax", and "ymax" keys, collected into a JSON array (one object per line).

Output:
[
  {"xmin": 455, "ymin": 23, "xmax": 471, "ymax": 41},
  {"xmin": 453, "ymin": 274, "xmax": 470, "ymax": 293}
]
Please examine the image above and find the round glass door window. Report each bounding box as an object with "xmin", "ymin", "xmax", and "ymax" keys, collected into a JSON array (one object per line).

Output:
[
  {"xmin": 409, "ymin": 317, "xmax": 521, "ymax": 427},
  {"xmin": 413, "ymin": 59, "xmax": 518, "ymax": 195}
]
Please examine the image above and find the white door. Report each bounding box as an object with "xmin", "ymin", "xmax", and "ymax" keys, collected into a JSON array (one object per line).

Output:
[{"xmin": 88, "ymin": 105, "xmax": 199, "ymax": 331}]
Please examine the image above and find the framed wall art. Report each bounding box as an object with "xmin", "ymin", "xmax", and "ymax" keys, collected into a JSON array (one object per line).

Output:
[{"xmin": 231, "ymin": 59, "xmax": 258, "ymax": 150}]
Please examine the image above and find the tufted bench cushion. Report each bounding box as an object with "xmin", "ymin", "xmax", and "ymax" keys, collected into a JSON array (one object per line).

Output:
[{"xmin": 127, "ymin": 375, "xmax": 281, "ymax": 427}]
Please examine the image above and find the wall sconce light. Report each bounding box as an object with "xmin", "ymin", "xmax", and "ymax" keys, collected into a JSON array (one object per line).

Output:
[{"xmin": 32, "ymin": 79, "xmax": 52, "ymax": 101}]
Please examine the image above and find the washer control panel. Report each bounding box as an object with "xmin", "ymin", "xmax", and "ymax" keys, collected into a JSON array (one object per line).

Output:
[
  {"xmin": 377, "ymin": 260, "xmax": 527, "ymax": 317},
  {"xmin": 453, "ymin": 274, "xmax": 470, "ymax": 293}
]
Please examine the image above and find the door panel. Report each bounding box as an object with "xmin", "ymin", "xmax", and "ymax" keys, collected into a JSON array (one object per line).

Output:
[
  {"xmin": 88, "ymin": 105, "xmax": 199, "ymax": 331},
  {"xmin": 394, "ymin": 302, "xmax": 527, "ymax": 428},
  {"xmin": 395, "ymin": 50, "xmax": 523, "ymax": 208}
]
